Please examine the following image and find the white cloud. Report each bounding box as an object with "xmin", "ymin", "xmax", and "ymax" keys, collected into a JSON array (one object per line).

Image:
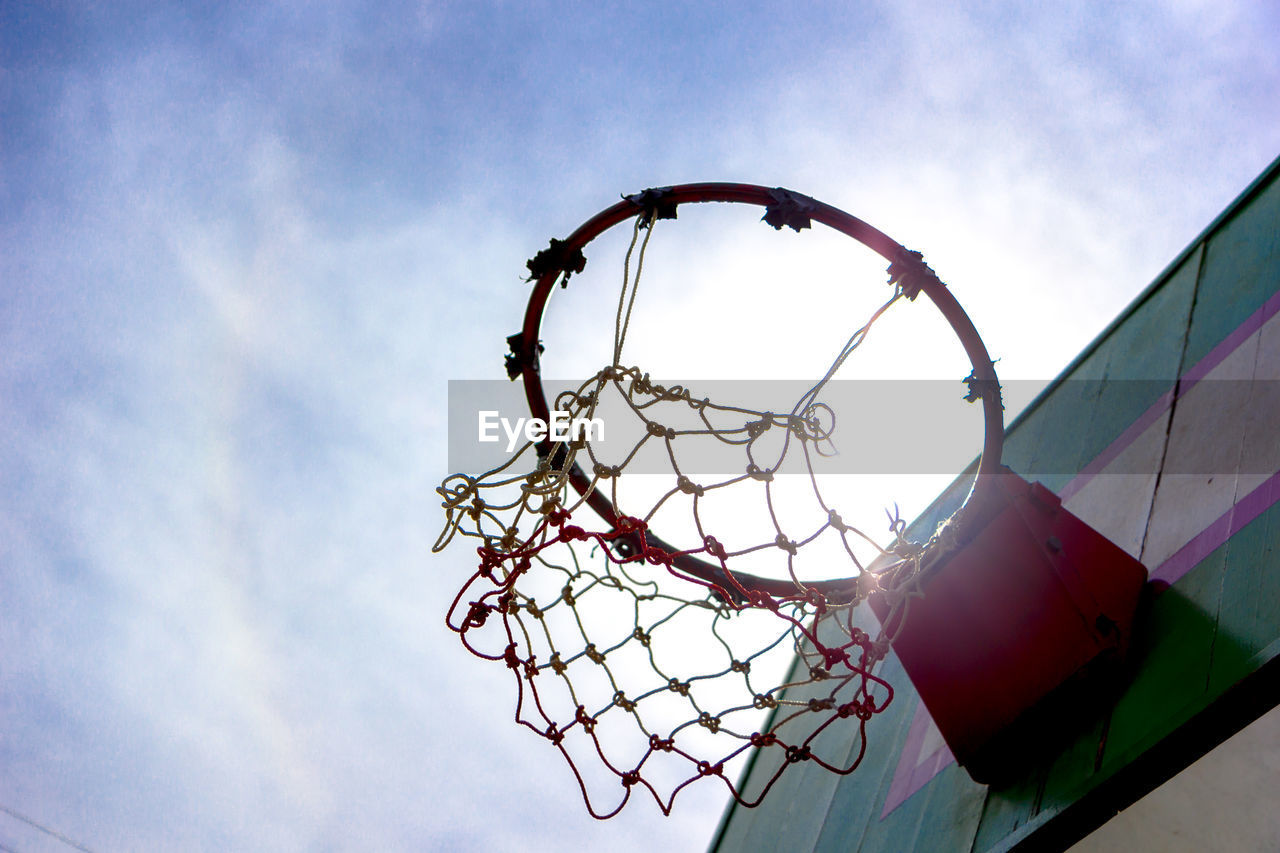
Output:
[{"xmin": 2, "ymin": 2, "xmax": 1278, "ymax": 850}]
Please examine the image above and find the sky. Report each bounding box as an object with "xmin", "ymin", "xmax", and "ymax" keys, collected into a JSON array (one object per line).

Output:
[{"xmin": 2, "ymin": 1, "xmax": 1279, "ymax": 851}]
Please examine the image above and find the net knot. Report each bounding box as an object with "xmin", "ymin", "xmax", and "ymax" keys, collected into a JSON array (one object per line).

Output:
[
  {"xmin": 746, "ymin": 464, "xmax": 774, "ymax": 482},
  {"xmin": 548, "ymin": 652, "xmax": 567, "ymax": 675},
  {"xmin": 827, "ymin": 509, "xmax": 847, "ymax": 533},
  {"xmin": 477, "ymin": 547, "xmax": 502, "ymax": 580},
  {"xmin": 545, "ymin": 723, "xmax": 564, "ymax": 745},
  {"xmin": 730, "ymin": 659, "xmax": 750, "ymax": 674},
  {"xmin": 560, "ymin": 585, "xmax": 576, "ymax": 606},
  {"xmin": 593, "ymin": 462, "xmax": 621, "ymax": 479},
  {"xmin": 646, "ymin": 420, "xmax": 676, "ymax": 439},
  {"xmin": 463, "ymin": 601, "xmax": 491, "ymax": 629},
  {"xmin": 821, "ymin": 647, "xmax": 847, "ymax": 670},
  {"xmin": 774, "ymin": 534, "xmax": 798, "ymax": 555},
  {"xmin": 807, "ymin": 697, "xmax": 835, "ymax": 713},
  {"xmin": 632, "ymin": 626, "xmax": 652, "ymax": 646},
  {"xmin": 546, "ymin": 506, "xmax": 572, "ymax": 527},
  {"xmin": 612, "ymin": 691, "xmax": 637, "ymax": 712},
  {"xmin": 585, "ymin": 643, "xmax": 606, "ymax": 664},
  {"xmin": 554, "ymin": 387, "xmax": 595, "ymax": 410},
  {"xmin": 649, "ymin": 734, "xmax": 675, "ymax": 752},
  {"xmin": 615, "ymin": 515, "xmax": 646, "ymax": 534},
  {"xmin": 696, "ymin": 760, "xmax": 725, "ymax": 777},
  {"xmin": 697, "ymin": 712, "xmax": 722, "ymax": 733},
  {"xmin": 703, "ymin": 535, "xmax": 727, "ymax": 560},
  {"xmin": 574, "ymin": 705, "xmax": 597, "ymax": 733},
  {"xmin": 786, "ymin": 745, "xmax": 812, "ymax": 763},
  {"xmin": 803, "ymin": 587, "xmax": 828, "ymax": 613},
  {"xmin": 838, "ymin": 700, "xmax": 873, "ymax": 720},
  {"xmin": 621, "ymin": 770, "xmax": 642, "ymax": 787},
  {"xmin": 643, "ymin": 545, "xmax": 672, "ymax": 566},
  {"xmin": 503, "ymin": 643, "xmax": 521, "ymax": 670},
  {"xmin": 626, "ymin": 371, "xmax": 654, "ymax": 395},
  {"xmin": 796, "ymin": 403, "xmax": 835, "ymax": 442},
  {"xmin": 676, "ymin": 475, "xmax": 704, "ymax": 497},
  {"xmin": 753, "ymin": 693, "xmax": 778, "ymax": 710},
  {"xmin": 750, "ymin": 731, "xmax": 778, "ymax": 747},
  {"xmin": 667, "ymin": 678, "xmax": 690, "ymax": 696}
]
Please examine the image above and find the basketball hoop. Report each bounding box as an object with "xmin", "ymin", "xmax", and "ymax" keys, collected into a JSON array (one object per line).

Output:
[{"xmin": 435, "ymin": 184, "xmax": 1004, "ymax": 817}]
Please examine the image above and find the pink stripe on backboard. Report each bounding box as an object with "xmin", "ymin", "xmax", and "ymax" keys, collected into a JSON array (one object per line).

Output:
[
  {"xmin": 881, "ymin": 701, "xmax": 955, "ymax": 817},
  {"xmin": 1058, "ymin": 389, "xmax": 1174, "ymax": 503},
  {"xmin": 1149, "ymin": 469, "xmax": 1280, "ymax": 586},
  {"xmin": 879, "ymin": 287, "xmax": 1280, "ymax": 818},
  {"xmin": 1059, "ymin": 287, "xmax": 1280, "ymax": 503},
  {"xmin": 1181, "ymin": 287, "xmax": 1280, "ymax": 387}
]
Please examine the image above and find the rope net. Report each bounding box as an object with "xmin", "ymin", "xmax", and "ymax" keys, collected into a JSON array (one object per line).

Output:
[{"xmin": 435, "ymin": 210, "xmax": 952, "ymax": 817}]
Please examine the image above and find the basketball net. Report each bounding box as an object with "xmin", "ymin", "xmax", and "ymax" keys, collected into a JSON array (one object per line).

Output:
[{"xmin": 433, "ymin": 193, "xmax": 977, "ymax": 817}]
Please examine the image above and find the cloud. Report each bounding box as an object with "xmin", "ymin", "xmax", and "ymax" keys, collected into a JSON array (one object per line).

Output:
[{"xmin": 2, "ymin": 2, "xmax": 1278, "ymax": 851}]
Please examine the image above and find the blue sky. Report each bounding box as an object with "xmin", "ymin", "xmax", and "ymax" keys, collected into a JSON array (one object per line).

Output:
[{"xmin": 2, "ymin": 2, "xmax": 1278, "ymax": 851}]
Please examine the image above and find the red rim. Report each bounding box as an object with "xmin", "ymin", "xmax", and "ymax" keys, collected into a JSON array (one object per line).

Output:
[{"xmin": 514, "ymin": 183, "xmax": 1003, "ymax": 600}]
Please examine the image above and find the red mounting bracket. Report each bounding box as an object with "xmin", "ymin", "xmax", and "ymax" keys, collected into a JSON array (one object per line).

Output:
[{"xmin": 870, "ymin": 468, "xmax": 1148, "ymax": 782}]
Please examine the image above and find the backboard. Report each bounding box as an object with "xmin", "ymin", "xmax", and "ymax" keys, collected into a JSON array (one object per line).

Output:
[{"xmin": 710, "ymin": 153, "xmax": 1280, "ymax": 852}]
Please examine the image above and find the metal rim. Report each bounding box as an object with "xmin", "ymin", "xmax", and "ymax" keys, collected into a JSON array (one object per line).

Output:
[{"xmin": 513, "ymin": 183, "xmax": 1003, "ymax": 600}]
